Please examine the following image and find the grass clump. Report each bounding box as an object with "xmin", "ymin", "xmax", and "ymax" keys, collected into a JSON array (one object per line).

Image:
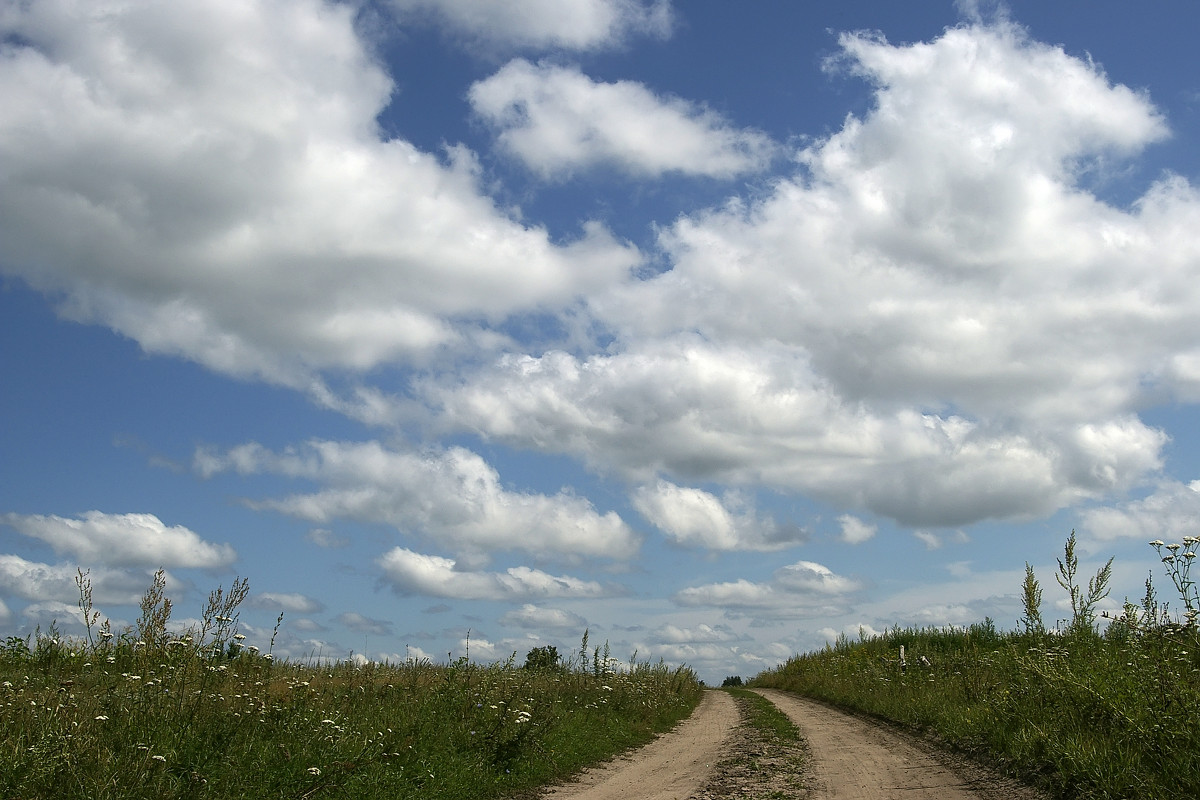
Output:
[
  {"xmin": 751, "ymin": 533, "xmax": 1200, "ymax": 800},
  {"xmin": 0, "ymin": 577, "xmax": 703, "ymax": 799}
]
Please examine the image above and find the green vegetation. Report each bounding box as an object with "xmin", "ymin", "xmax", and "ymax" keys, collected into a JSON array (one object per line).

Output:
[
  {"xmin": 752, "ymin": 533, "xmax": 1200, "ymax": 800},
  {"xmin": 0, "ymin": 571, "xmax": 702, "ymax": 799},
  {"xmin": 723, "ymin": 688, "xmax": 800, "ymax": 746}
]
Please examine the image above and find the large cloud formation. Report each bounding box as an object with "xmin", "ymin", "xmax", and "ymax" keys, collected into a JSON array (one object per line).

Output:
[
  {"xmin": 0, "ymin": 0, "xmax": 638, "ymax": 399},
  {"xmin": 430, "ymin": 21, "xmax": 1200, "ymax": 529}
]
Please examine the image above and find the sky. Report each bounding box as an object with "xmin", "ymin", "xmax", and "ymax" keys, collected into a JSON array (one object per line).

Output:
[{"xmin": 3, "ymin": 0, "xmax": 1200, "ymax": 685}]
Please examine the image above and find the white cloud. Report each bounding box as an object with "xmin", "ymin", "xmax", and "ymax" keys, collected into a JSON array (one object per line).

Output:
[
  {"xmin": 377, "ymin": 547, "xmax": 615, "ymax": 600},
  {"xmin": 1, "ymin": 511, "xmax": 235, "ymax": 569},
  {"xmin": 838, "ymin": 515, "xmax": 877, "ymax": 545},
  {"xmin": 653, "ymin": 623, "xmax": 735, "ymax": 644},
  {"xmin": 1080, "ymin": 479, "xmax": 1200, "ymax": 542},
  {"xmin": 0, "ymin": 555, "xmax": 163, "ymax": 607},
  {"xmin": 336, "ymin": 611, "xmax": 393, "ymax": 637},
  {"xmin": 433, "ymin": 21, "xmax": 1195, "ymax": 529},
  {"xmin": 0, "ymin": 0, "xmax": 639, "ymax": 396},
  {"xmin": 195, "ymin": 439, "xmax": 639, "ymax": 562},
  {"xmin": 250, "ymin": 592, "xmax": 324, "ymax": 614},
  {"xmin": 817, "ymin": 624, "xmax": 882, "ymax": 643},
  {"xmin": 499, "ymin": 603, "xmax": 587, "ymax": 630},
  {"xmin": 914, "ymin": 530, "xmax": 970, "ymax": 550},
  {"xmin": 388, "ymin": 0, "xmax": 671, "ymax": 51},
  {"xmin": 914, "ymin": 531, "xmax": 943, "ymax": 551},
  {"xmin": 433, "ymin": 340, "xmax": 1164, "ymax": 527},
  {"xmin": 305, "ymin": 529, "xmax": 350, "ymax": 549},
  {"xmin": 469, "ymin": 60, "xmax": 775, "ymax": 178},
  {"xmin": 632, "ymin": 480, "xmax": 805, "ymax": 550},
  {"xmin": 674, "ymin": 559, "xmax": 859, "ymax": 616},
  {"xmin": 290, "ymin": 618, "xmax": 325, "ymax": 633}
]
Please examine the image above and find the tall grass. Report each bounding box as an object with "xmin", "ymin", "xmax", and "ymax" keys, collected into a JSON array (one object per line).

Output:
[
  {"xmin": 0, "ymin": 573, "xmax": 702, "ymax": 799},
  {"xmin": 752, "ymin": 534, "xmax": 1200, "ymax": 800}
]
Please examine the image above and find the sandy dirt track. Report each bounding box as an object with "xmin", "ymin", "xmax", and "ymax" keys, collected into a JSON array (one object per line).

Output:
[
  {"xmin": 754, "ymin": 689, "xmax": 985, "ymax": 799},
  {"xmin": 540, "ymin": 688, "xmax": 1048, "ymax": 800},
  {"xmin": 540, "ymin": 690, "xmax": 739, "ymax": 800}
]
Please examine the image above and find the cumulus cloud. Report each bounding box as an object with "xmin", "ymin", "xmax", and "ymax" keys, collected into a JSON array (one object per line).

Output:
[
  {"xmin": 1080, "ymin": 479, "xmax": 1200, "ymax": 542},
  {"xmin": 838, "ymin": 515, "xmax": 877, "ymax": 545},
  {"xmin": 632, "ymin": 480, "xmax": 805, "ymax": 550},
  {"xmin": 653, "ymin": 623, "xmax": 735, "ymax": 644},
  {"xmin": 336, "ymin": 611, "xmax": 393, "ymax": 637},
  {"xmin": 1, "ymin": 511, "xmax": 235, "ymax": 569},
  {"xmin": 499, "ymin": 603, "xmax": 588, "ymax": 630},
  {"xmin": 0, "ymin": 0, "xmax": 639, "ymax": 397},
  {"xmin": 388, "ymin": 0, "xmax": 671, "ymax": 51},
  {"xmin": 249, "ymin": 592, "xmax": 324, "ymax": 614},
  {"xmin": 0, "ymin": 555, "xmax": 166, "ymax": 607},
  {"xmin": 913, "ymin": 529, "xmax": 969, "ymax": 551},
  {"xmin": 433, "ymin": 340, "xmax": 1163, "ymax": 526},
  {"xmin": 674, "ymin": 559, "xmax": 859, "ymax": 617},
  {"xmin": 469, "ymin": 60, "xmax": 775, "ymax": 179},
  {"xmin": 432, "ymin": 21, "xmax": 1196, "ymax": 528},
  {"xmin": 377, "ymin": 547, "xmax": 615, "ymax": 600},
  {"xmin": 305, "ymin": 529, "xmax": 350, "ymax": 549},
  {"xmin": 195, "ymin": 439, "xmax": 639, "ymax": 562}
]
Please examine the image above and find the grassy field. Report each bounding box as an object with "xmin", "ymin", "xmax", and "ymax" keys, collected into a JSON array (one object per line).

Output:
[
  {"xmin": 0, "ymin": 572, "xmax": 702, "ymax": 799},
  {"xmin": 751, "ymin": 533, "xmax": 1200, "ymax": 800}
]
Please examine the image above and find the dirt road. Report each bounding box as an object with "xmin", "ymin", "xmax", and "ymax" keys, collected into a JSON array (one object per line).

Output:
[
  {"xmin": 541, "ymin": 688, "xmax": 1047, "ymax": 800},
  {"xmin": 540, "ymin": 690, "xmax": 739, "ymax": 800}
]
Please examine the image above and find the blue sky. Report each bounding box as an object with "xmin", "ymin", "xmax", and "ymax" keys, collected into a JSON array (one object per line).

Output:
[{"xmin": 3, "ymin": 0, "xmax": 1200, "ymax": 684}]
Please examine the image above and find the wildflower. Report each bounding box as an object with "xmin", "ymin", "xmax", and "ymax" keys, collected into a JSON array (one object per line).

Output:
[
  {"xmin": 307, "ymin": 767, "xmax": 321, "ymax": 776},
  {"xmin": 234, "ymin": 634, "xmax": 246, "ymax": 641},
  {"xmin": 94, "ymin": 715, "xmax": 109, "ymax": 721},
  {"xmin": 1150, "ymin": 539, "xmax": 1165, "ymax": 547},
  {"xmin": 1167, "ymin": 543, "xmax": 1182, "ymax": 551}
]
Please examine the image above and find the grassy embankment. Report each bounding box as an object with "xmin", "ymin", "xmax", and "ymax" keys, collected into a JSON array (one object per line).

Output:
[
  {"xmin": 752, "ymin": 533, "xmax": 1200, "ymax": 799},
  {"xmin": 0, "ymin": 571, "xmax": 702, "ymax": 799}
]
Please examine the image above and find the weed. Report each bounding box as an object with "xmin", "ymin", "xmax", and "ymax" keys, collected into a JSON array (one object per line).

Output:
[
  {"xmin": 752, "ymin": 533, "xmax": 1200, "ymax": 800},
  {"xmin": 0, "ymin": 575, "xmax": 702, "ymax": 799}
]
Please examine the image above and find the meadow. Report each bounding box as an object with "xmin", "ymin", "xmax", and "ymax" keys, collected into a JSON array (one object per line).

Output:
[
  {"xmin": 751, "ymin": 533, "xmax": 1200, "ymax": 800},
  {"xmin": 0, "ymin": 571, "xmax": 702, "ymax": 799}
]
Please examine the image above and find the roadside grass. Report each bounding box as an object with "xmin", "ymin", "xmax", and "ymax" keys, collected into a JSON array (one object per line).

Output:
[
  {"xmin": 751, "ymin": 533, "xmax": 1200, "ymax": 800},
  {"xmin": 0, "ymin": 573, "xmax": 703, "ymax": 799}
]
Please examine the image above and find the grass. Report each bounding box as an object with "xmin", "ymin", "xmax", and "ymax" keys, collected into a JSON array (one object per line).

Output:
[
  {"xmin": 751, "ymin": 533, "xmax": 1200, "ymax": 800},
  {"xmin": 0, "ymin": 573, "xmax": 703, "ymax": 799}
]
